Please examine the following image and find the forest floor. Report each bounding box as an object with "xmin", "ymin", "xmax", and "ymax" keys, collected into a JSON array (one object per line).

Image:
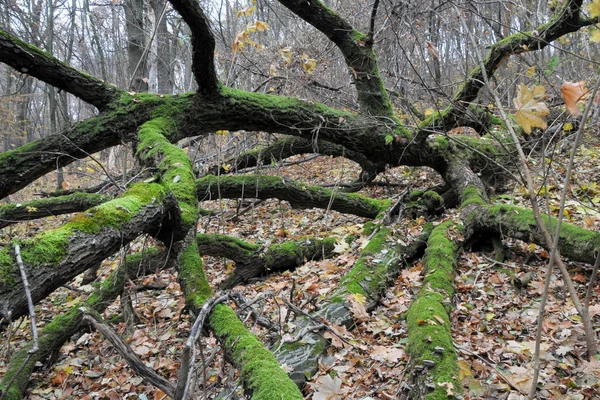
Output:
[{"xmin": 1, "ymin": 131, "xmax": 600, "ymax": 399}]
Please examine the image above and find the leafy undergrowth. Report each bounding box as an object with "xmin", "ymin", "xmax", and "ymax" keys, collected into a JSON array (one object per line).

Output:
[{"xmin": 1, "ymin": 133, "xmax": 600, "ymax": 399}]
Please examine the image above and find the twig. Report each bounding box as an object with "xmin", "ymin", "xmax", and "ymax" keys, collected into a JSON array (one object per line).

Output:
[
  {"xmin": 14, "ymin": 245, "xmax": 38, "ymax": 353},
  {"xmin": 175, "ymin": 294, "xmax": 229, "ymax": 400},
  {"xmin": 454, "ymin": 344, "xmax": 526, "ymax": 395},
  {"xmin": 81, "ymin": 308, "xmax": 175, "ymax": 397}
]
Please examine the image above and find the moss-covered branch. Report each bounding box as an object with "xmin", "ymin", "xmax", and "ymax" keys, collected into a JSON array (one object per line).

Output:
[
  {"xmin": 415, "ymin": 0, "xmax": 593, "ymax": 143},
  {"xmin": 277, "ymin": 0, "xmax": 396, "ymax": 119},
  {"xmin": 0, "ymin": 193, "xmax": 111, "ymax": 229},
  {"xmin": 405, "ymin": 221, "xmax": 461, "ymax": 399},
  {"xmin": 463, "ymin": 203, "xmax": 600, "ymax": 265},
  {"xmin": 197, "ymin": 174, "xmax": 389, "ymax": 218},
  {"xmin": 0, "ymin": 250, "xmax": 168, "ymax": 399},
  {"xmin": 0, "ymin": 183, "xmax": 171, "ymax": 323},
  {"xmin": 206, "ymin": 135, "xmax": 377, "ymax": 178},
  {"xmin": 196, "ymin": 233, "xmax": 336, "ymax": 289},
  {"xmin": 277, "ymin": 226, "xmax": 430, "ymax": 385},
  {"xmin": 209, "ymin": 304, "xmax": 303, "ymax": 399},
  {"xmin": 0, "ymin": 29, "xmax": 122, "ymax": 109}
]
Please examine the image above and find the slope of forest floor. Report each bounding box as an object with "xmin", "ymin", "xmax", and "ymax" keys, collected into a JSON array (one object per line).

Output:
[{"xmin": 1, "ymin": 132, "xmax": 600, "ymax": 399}]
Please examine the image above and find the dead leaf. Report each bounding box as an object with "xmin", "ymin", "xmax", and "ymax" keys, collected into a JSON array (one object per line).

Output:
[
  {"xmin": 561, "ymin": 81, "xmax": 587, "ymax": 116},
  {"xmin": 311, "ymin": 375, "xmax": 345, "ymax": 400},
  {"xmin": 370, "ymin": 345, "xmax": 405, "ymax": 363},
  {"xmin": 513, "ymin": 84, "xmax": 549, "ymax": 134}
]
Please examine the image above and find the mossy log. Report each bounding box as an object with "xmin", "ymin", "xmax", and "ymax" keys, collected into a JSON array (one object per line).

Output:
[
  {"xmin": 176, "ymin": 236, "xmax": 302, "ymax": 399},
  {"xmin": 403, "ymin": 221, "xmax": 461, "ymax": 399},
  {"xmin": 463, "ymin": 203, "xmax": 600, "ymax": 265},
  {"xmin": 0, "ymin": 184, "xmax": 172, "ymax": 324},
  {"xmin": 0, "ymin": 250, "xmax": 168, "ymax": 400},
  {"xmin": 0, "ymin": 193, "xmax": 111, "ymax": 229},
  {"xmin": 277, "ymin": 225, "xmax": 430, "ymax": 386},
  {"xmin": 206, "ymin": 135, "xmax": 377, "ymax": 178},
  {"xmin": 196, "ymin": 174, "xmax": 389, "ymax": 218},
  {"xmin": 197, "ymin": 233, "xmax": 336, "ymax": 289}
]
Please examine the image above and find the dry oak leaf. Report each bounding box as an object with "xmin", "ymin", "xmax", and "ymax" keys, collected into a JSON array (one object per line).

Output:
[
  {"xmin": 561, "ymin": 81, "xmax": 587, "ymax": 116},
  {"xmin": 513, "ymin": 84, "xmax": 549, "ymax": 134},
  {"xmin": 311, "ymin": 375, "xmax": 346, "ymax": 400}
]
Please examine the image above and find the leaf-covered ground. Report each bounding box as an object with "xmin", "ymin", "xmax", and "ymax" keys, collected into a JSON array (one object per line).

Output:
[{"xmin": 1, "ymin": 131, "xmax": 600, "ymax": 399}]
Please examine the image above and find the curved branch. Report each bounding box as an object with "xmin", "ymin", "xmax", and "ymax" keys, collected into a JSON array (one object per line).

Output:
[
  {"xmin": 206, "ymin": 136, "xmax": 378, "ymax": 177},
  {"xmin": 0, "ymin": 184, "xmax": 172, "ymax": 323},
  {"xmin": 196, "ymin": 233, "xmax": 336, "ymax": 288},
  {"xmin": 0, "ymin": 30, "xmax": 122, "ymax": 110},
  {"xmin": 415, "ymin": 0, "xmax": 596, "ymax": 143},
  {"xmin": 196, "ymin": 174, "xmax": 389, "ymax": 218},
  {"xmin": 277, "ymin": 0, "xmax": 395, "ymax": 117},
  {"xmin": 168, "ymin": 0, "xmax": 219, "ymax": 94},
  {"xmin": 0, "ymin": 193, "xmax": 111, "ymax": 229}
]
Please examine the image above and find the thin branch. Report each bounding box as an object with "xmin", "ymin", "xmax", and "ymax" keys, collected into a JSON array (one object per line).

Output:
[
  {"xmin": 14, "ymin": 245, "xmax": 38, "ymax": 353},
  {"xmin": 366, "ymin": 0, "xmax": 380, "ymax": 47},
  {"xmin": 82, "ymin": 309, "xmax": 175, "ymax": 397},
  {"xmin": 175, "ymin": 294, "xmax": 229, "ymax": 400}
]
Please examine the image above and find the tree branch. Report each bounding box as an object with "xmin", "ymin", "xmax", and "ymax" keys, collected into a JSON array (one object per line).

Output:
[
  {"xmin": 196, "ymin": 174, "xmax": 389, "ymax": 218},
  {"xmin": 0, "ymin": 30, "xmax": 122, "ymax": 110},
  {"xmin": 276, "ymin": 0, "xmax": 395, "ymax": 117},
  {"xmin": 168, "ymin": 0, "xmax": 219, "ymax": 94},
  {"xmin": 415, "ymin": 0, "xmax": 596, "ymax": 143},
  {"xmin": 0, "ymin": 193, "xmax": 111, "ymax": 229}
]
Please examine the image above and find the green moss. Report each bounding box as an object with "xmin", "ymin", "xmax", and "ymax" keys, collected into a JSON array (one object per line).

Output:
[
  {"xmin": 177, "ymin": 241, "xmax": 212, "ymax": 308},
  {"xmin": 209, "ymin": 304, "xmax": 303, "ymax": 399},
  {"xmin": 434, "ymin": 135, "xmax": 450, "ymax": 149},
  {"xmin": 136, "ymin": 117, "xmax": 198, "ymax": 227},
  {"xmin": 488, "ymin": 205, "xmax": 600, "ymax": 257},
  {"xmin": 197, "ymin": 233, "xmax": 260, "ymax": 253},
  {"xmin": 406, "ymin": 221, "xmax": 461, "ymax": 398},
  {"xmin": 460, "ymin": 184, "xmax": 486, "ymax": 208},
  {"xmin": 221, "ymin": 87, "xmax": 350, "ymax": 119},
  {"xmin": 419, "ymin": 106, "xmax": 452, "ymax": 127},
  {"xmin": 337, "ymin": 227, "xmax": 391, "ymax": 297}
]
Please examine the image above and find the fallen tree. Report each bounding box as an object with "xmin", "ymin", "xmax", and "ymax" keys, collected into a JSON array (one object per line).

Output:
[{"xmin": 0, "ymin": 0, "xmax": 599, "ymax": 398}]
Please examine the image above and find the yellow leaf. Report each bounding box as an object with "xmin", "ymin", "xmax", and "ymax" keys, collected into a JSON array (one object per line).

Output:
[
  {"xmin": 269, "ymin": 64, "xmax": 277, "ymax": 77},
  {"xmin": 222, "ymin": 163, "xmax": 231, "ymax": 172},
  {"xmin": 216, "ymin": 130, "xmax": 229, "ymax": 135},
  {"xmin": 26, "ymin": 206, "xmax": 37, "ymax": 212},
  {"xmin": 279, "ymin": 47, "xmax": 292, "ymax": 65},
  {"xmin": 589, "ymin": 0, "xmax": 600, "ymax": 18},
  {"xmin": 352, "ymin": 293, "xmax": 366, "ymax": 305},
  {"xmin": 526, "ymin": 66, "xmax": 536, "ymax": 77},
  {"xmin": 302, "ymin": 58, "xmax": 317, "ymax": 74},
  {"xmin": 563, "ymin": 122, "xmax": 574, "ymax": 131},
  {"xmin": 255, "ymin": 20, "xmax": 269, "ymax": 31},
  {"xmin": 424, "ymin": 108, "xmax": 434, "ymax": 116},
  {"xmin": 513, "ymin": 84, "xmax": 549, "ymax": 134},
  {"xmin": 591, "ymin": 29, "xmax": 600, "ymax": 43}
]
